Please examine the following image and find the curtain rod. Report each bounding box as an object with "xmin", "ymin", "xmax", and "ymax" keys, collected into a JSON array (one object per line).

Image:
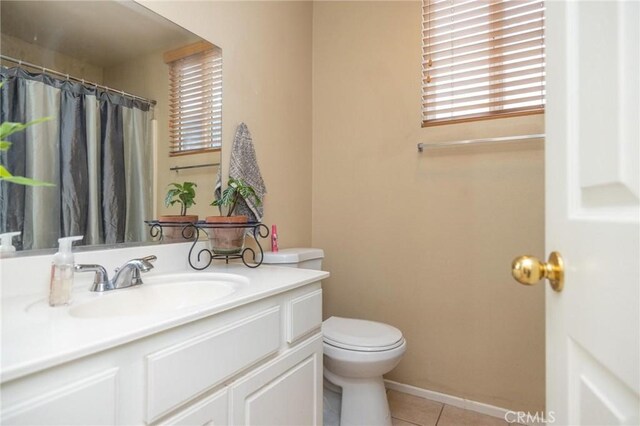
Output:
[
  {"xmin": 417, "ymin": 133, "xmax": 545, "ymax": 152},
  {"xmin": 0, "ymin": 54, "xmax": 157, "ymax": 106}
]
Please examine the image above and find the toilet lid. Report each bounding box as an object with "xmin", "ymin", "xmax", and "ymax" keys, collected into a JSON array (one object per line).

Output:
[{"xmin": 322, "ymin": 316, "xmax": 404, "ymax": 351}]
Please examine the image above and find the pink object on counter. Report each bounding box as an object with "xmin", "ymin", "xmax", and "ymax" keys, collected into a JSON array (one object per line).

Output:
[{"xmin": 271, "ymin": 225, "xmax": 279, "ymax": 252}]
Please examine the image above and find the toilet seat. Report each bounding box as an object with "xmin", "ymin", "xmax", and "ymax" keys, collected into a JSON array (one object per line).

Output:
[
  {"xmin": 323, "ymin": 316, "xmax": 404, "ymax": 352},
  {"xmin": 324, "ymin": 336, "xmax": 405, "ymax": 352}
]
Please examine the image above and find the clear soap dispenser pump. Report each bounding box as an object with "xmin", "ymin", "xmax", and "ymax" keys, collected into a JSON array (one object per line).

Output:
[{"xmin": 49, "ymin": 235, "xmax": 83, "ymax": 307}]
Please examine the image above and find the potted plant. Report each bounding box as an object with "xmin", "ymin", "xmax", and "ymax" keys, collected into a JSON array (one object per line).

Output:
[
  {"xmin": 206, "ymin": 178, "xmax": 262, "ymax": 255},
  {"xmin": 159, "ymin": 181, "xmax": 198, "ymax": 240}
]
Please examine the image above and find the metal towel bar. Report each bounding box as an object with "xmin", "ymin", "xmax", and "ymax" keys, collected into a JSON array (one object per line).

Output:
[
  {"xmin": 170, "ymin": 163, "xmax": 220, "ymax": 172},
  {"xmin": 417, "ymin": 134, "xmax": 545, "ymax": 153}
]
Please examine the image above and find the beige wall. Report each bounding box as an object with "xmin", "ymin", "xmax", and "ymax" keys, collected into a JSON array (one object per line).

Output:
[
  {"xmin": 1, "ymin": 33, "xmax": 104, "ymax": 83},
  {"xmin": 138, "ymin": 1, "xmax": 313, "ymax": 247},
  {"xmin": 312, "ymin": 1, "xmax": 545, "ymax": 412}
]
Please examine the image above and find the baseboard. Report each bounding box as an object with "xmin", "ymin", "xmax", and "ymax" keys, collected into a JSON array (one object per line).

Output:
[{"xmin": 384, "ymin": 380, "xmax": 512, "ymax": 421}]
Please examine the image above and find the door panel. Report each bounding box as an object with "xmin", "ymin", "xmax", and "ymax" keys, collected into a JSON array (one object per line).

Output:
[
  {"xmin": 572, "ymin": 1, "xmax": 639, "ymax": 214},
  {"xmin": 568, "ymin": 341, "xmax": 638, "ymax": 425}
]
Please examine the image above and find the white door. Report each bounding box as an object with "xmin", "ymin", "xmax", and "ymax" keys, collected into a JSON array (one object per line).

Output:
[{"xmin": 544, "ymin": 1, "xmax": 640, "ymax": 424}]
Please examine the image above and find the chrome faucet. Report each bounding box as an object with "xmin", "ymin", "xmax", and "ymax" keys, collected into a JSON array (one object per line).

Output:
[
  {"xmin": 75, "ymin": 255, "xmax": 157, "ymax": 292},
  {"xmin": 111, "ymin": 256, "xmax": 156, "ymax": 289}
]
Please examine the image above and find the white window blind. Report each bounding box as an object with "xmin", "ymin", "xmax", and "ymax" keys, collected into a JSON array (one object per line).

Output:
[
  {"xmin": 422, "ymin": 0, "xmax": 545, "ymax": 126},
  {"xmin": 165, "ymin": 42, "xmax": 222, "ymax": 155}
]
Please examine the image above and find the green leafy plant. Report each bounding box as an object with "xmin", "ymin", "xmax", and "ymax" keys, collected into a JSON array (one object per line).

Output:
[
  {"xmin": 165, "ymin": 181, "xmax": 197, "ymax": 216},
  {"xmin": 0, "ymin": 82, "xmax": 53, "ymax": 186},
  {"xmin": 211, "ymin": 178, "xmax": 261, "ymax": 217}
]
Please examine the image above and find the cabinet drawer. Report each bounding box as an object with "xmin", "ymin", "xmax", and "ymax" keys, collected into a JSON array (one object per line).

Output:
[
  {"xmin": 146, "ymin": 307, "xmax": 281, "ymax": 422},
  {"xmin": 287, "ymin": 289, "xmax": 322, "ymax": 344}
]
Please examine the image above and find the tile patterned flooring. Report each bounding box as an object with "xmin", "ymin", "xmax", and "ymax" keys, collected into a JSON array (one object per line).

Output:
[{"xmin": 388, "ymin": 390, "xmax": 523, "ymax": 426}]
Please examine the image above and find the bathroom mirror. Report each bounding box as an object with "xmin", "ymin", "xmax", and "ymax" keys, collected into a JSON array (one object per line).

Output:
[{"xmin": 0, "ymin": 0, "xmax": 222, "ymax": 253}]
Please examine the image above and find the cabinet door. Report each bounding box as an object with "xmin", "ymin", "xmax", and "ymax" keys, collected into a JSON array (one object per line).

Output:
[
  {"xmin": 160, "ymin": 388, "xmax": 228, "ymax": 426},
  {"xmin": 230, "ymin": 335, "xmax": 323, "ymax": 426}
]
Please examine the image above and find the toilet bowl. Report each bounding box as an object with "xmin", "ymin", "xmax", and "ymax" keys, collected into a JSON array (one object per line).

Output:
[
  {"xmin": 322, "ymin": 316, "xmax": 406, "ymax": 426},
  {"xmin": 260, "ymin": 249, "xmax": 407, "ymax": 426}
]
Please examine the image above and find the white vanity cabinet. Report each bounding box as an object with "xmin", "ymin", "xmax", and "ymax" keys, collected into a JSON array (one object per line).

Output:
[{"xmin": 0, "ymin": 282, "xmax": 323, "ymax": 426}]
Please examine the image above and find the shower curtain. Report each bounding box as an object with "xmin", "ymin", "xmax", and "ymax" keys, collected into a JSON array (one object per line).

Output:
[{"xmin": 0, "ymin": 67, "xmax": 153, "ymax": 250}]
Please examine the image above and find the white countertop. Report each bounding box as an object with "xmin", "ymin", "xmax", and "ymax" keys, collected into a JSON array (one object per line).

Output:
[{"xmin": 1, "ymin": 263, "xmax": 328, "ymax": 383}]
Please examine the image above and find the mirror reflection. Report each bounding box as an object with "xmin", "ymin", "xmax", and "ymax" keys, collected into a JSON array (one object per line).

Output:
[{"xmin": 0, "ymin": 0, "xmax": 222, "ymax": 252}]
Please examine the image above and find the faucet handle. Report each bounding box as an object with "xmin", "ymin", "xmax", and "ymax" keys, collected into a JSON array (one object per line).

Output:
[
  {"xmin": 141, "ymin": 255, "xmax": 157, "ymax": 263},
  {"xmin": 114, "ymin": 256, "xmax": 156, "ymax": 272},
  {"xmin": 75, "ymin": 264, "xmax": 111, "ymax": 292},
  {"xmin": 137, "ymin": 255, "xmax": 157, "ymax": 272}
]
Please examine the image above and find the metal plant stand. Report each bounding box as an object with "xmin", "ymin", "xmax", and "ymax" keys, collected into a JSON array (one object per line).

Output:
[{"xmin": 145, "ymin": 221, "xmax": 269, "ymax": 270}]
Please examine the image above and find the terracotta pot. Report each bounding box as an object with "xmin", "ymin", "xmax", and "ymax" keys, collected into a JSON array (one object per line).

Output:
[
  {"xmin": 205, "ymin": 215, "xmax": 248, "ymax": 255},
  {"xmin": 158, "ymin": 215, "xmax": 199, "ymax": 241}
]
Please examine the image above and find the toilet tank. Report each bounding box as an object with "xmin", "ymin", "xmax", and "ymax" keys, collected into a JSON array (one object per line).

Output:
[{"xmin": 261, "ymin": 248, "xmax": 324, "ymax": 270}]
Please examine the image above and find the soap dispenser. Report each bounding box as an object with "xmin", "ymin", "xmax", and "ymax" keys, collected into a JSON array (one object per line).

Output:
[
  {"xmin": 0, "ymin": 232, "xmax": 21, "ymax": 257},
  {"xmin": 49, "ymin": 235, "xmax": 83, "ymax": 307}
]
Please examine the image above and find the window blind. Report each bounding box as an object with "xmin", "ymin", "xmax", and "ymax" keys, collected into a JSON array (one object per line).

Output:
[
  {"xmin": 166, "ymin": 43, "xmax": 222, "ymax": 155},
  {"xmin": 422, "ymin": 0, "xmax": 545, "ymax": 126}
]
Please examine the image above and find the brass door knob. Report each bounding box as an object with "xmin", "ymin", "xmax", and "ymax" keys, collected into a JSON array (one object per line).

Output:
[{"xmin": 511, "ymin": 252, "xmax": 564, "ymax": 292}]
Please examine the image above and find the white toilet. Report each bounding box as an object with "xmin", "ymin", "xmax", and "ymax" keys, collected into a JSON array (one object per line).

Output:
[{"xmin": 262, "ymin": 248, "xmax": 407, "ymax": 426}]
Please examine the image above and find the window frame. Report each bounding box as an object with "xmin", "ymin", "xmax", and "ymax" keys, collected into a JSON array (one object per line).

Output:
[
  {"xmin": 421, "ymin": 0, "xmax": 546, "ymax": 127},
  {"xmin": 164, "ymin": 41, "xmax": 222, "ymax": 156}
]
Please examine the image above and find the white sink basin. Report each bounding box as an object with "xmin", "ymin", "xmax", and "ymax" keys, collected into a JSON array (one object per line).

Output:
[{"xmin": 26, "ymin": 273, "xmax": 247, "ymax": 319}]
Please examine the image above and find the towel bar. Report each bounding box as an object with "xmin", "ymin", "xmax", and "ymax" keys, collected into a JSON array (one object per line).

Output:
[
  {"xmin": 417, "ymin": 134, "xmax": 545, "ymax": 152},
  {"xmin": 170, "ymin": 163, "xmax": 220, "ymax": 172}
]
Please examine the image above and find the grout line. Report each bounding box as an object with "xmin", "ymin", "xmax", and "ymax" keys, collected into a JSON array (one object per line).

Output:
[{"xmin": 435, "ymin": 404, "xmax": 445, "ymax": 425}]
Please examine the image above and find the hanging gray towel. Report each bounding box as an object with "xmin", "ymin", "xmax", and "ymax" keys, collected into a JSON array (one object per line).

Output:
[{"xmin": 214, "ymin": 123, "xmax": 266, "ymax": 222}]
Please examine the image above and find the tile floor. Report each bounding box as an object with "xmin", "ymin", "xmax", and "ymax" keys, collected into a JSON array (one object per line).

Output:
[{"xmin": 388, "ymin": 390, "xmax": 523, "ymax": 426}]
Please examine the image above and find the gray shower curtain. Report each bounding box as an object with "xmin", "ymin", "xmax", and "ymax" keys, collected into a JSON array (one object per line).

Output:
[{"xmin": 0, "ymin": 67, "xmax": 153, "ymax": 250}]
